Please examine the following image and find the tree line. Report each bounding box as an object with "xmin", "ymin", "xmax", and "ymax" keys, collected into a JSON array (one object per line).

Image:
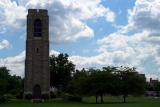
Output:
[
  {"xmin": 50, "ymin": 54, "xmax": 146, "ymax": 103},
  {"xmin": 0, "ymin": 53, "xmax": 160, "ymax": 103},
  {"xmin": 67, "ymin": 67, "xmax": 146, "ymax": 103},
  {"xmin": 0, "ymin": 67, "xmax": 23, "ymax": 103}
]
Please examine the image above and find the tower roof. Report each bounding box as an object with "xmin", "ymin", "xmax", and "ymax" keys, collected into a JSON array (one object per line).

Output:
[{"xmin": 28, "ymin": 9, "xmax": 48, "ymax": 14}]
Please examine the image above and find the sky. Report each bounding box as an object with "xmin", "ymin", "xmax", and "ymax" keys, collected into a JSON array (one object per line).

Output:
[{"xmin": 0, "ymin": 0, "xmax": 160, "ymax": 79}]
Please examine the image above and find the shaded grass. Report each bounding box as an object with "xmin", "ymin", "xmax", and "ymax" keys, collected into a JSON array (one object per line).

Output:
[{"xmin": 1, "ymin": 96, "xmax": 160, "ymax": 107}]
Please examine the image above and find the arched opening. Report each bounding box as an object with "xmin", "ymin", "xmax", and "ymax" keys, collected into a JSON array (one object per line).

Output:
[
  {"xmin": 36, "ymin": 48, "xmax": 39, "ymax": 53},
  {"xmin": 33, "ymin": 84, "xmax": 41, "ymax": 99},
  {"xmin": 34, "ymin": 19, "xmax": 42, "ymax": 37}
]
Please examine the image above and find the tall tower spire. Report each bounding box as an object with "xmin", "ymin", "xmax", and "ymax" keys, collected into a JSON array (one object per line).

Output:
[{"xmin": 24, "ymin": 9, "xmax": 50, "ymax": 100}]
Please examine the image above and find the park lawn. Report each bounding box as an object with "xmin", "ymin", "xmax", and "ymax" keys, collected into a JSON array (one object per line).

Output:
[{"xmin": 1, "ymin": 96, "xmax": 160, "ymax": 107}]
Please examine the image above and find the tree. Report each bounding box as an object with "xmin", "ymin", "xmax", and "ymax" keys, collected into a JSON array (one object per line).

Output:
[
  {"xmin": 50, "ymin": 53, "xmax": 75, "ymax": 91},
  {"xmin": 154, "ymin": 82, "xmax": 160, "ymax": 96},
  {"xmin": 69, "ymin": 67, "xmax": 118, "ymax": 103},
  {"xmin": 67, "ymin": 66, "xmax": 146, "ymax": 103},
  {"xmin": 0, "ymin": 67, "xmax": 23, "ymax": 102},
  {"xmin": 88, "ymin": 70, "xmax": 112, "ymax": 103},
  {"xmin": 7, "ymin": 75, "xmax": 23, "ymax": 95},
  {"xmin": 67, "ymin": 69, "xmax": 89, "ymax": 96},
  {"xmin": 0, "ymin": 67, "xmax": 10, "ymax": 95},
  {"xmin": 118, "ymin": 67, "xmax": 146, "ymax": 103}
]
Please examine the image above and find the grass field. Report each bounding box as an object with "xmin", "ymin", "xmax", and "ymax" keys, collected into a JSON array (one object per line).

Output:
[{"xmin": 1, "ymin": 96, "xmax": 160, "ymax": 107}]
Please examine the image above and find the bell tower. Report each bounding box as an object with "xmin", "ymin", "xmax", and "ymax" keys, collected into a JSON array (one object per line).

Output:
[{"xmin": 24, "ymin": 9, "xmax": 50, "ymax": 99}]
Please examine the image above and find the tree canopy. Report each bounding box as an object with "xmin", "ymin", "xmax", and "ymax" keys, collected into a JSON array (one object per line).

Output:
[
  {"xmin": 0, "ymin": 67, "xmax": 23, "ymax": 103},
  {"xmin": 68, "ymin": 66, "xmax": 146, "ymax": 103},
  {"xmin": 0, "ymin": 53, "xmax": 151, "ymax": 104},
  {"xmin": 50, "ymin": 53, "xmax": 75, "ymax": 91}
]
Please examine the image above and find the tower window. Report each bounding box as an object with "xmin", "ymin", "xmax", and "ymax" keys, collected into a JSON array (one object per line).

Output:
[
  {"xmin": 34, "ymin": 19, "xmax": 42, "ymax": 37},
  {"xmin": 36, "ymin": 48, "xmax": 39, "ymax": 53}
]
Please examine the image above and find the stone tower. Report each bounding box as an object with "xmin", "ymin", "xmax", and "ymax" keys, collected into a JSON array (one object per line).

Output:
[{"xmin": 24, "ymin": 9, "xmax": 50, "ymax": 99}]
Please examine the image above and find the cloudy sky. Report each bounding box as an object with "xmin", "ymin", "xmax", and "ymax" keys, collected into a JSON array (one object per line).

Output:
[{"xmin": 0, "ymin": 0, "xmax": 160, "ymax": 79}]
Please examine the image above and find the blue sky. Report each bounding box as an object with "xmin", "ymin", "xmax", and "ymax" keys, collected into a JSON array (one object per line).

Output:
[{"xmin": 0, "ymin": 0, "xmax": 160, "ymax": 79}]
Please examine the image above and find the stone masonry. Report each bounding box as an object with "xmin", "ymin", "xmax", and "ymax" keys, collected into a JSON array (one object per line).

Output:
[{"xmin": 24, "ymin": 9, "xmax": 50, "ymax": 98}]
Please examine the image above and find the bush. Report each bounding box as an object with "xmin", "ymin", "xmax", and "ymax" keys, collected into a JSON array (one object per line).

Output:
[
  {"xmin": 63, "ymin": 94, "xmax": 82, "ymax": 102},
  {"xmin": 16, "ymin": 91, "xmax": 23, "ymax": 99},
  {"xmin": 4, "ymin": 94, "xmax": 14, "ymax": 100},
  {"xmin": 0, "ymin": 95, "xmax": 8, "ymax": 103},
  {"xmin": 50, "ymin": 92, "xmax": 56, "ymax": 99},
  {"xmin": 25, "ymin": 94, "xmax": 32, "ymax": 100},
  {"xmin": 57, "ymin": 90, "xmax": 65, "ymax": 98},
  {"xmin": 42, "ymin": 94, "xmax": 49, "ymax": 100}
]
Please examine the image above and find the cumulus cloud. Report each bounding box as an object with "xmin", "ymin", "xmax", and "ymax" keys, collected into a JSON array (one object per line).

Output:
[
  {"xmin": 50, "ymin": 50, "xmax": 60, "ymax": 56},
  {"xmin": 0, "ymin": 51, "xmax": 25, "ymax": 76},
  {"xmin": 0, "ymin": 49, "xmax": 60, "ymax": 77},
  {"xmin": 99, "ymin": 0, "xmax": 160, "ymax": 79},
  {"xmin": 1, "ymin": 0, "xmax": 160, "ymax": 79},
  {"xmin": 0, "ymin": 0, "xmax": 27, "ymax": 29},
  {"xmin": 69, "ymin": 32, "xmax": 159, "ymax": 79},
  {"xmin": 0, "ymin": 0, "xmax": 115, "ymax": 43},
  {"xmin": 122, "ymin": 0, "xmax": 160, "ymax": 36},
  {"xmin": 0, "ymin": 39, "xmax": 10, "ymax": 50},
  {"xmin": 69, "ymin": 0, "xmax": 160, "ymax": 79}
]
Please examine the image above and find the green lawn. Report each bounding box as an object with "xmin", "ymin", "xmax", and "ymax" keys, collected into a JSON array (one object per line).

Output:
[{"xmin": 1, "ymin": 96, "xmax": 160, "ymax": 107}]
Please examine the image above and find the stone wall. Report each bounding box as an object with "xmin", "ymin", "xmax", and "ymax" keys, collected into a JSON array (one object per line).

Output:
[{"xmin": 24, "ymin": 9, "xmax": 50, "ymax": 98}]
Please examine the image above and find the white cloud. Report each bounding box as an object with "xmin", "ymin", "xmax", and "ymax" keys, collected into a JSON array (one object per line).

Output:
[
  {"xmin": 96, "ymin": 0, "xmax": 160, "ymax": 79},
  {"xmin": 1, "ymin": 0, "xmax": 160, "ymax": 80},
  {"xmin": 0, "ymin": 0, "xmax": 115, "ymax": 43},
  {"xmin": 0, "ymin": 39, "xmax": 10, "ymax": 50},
  {"xmin": 0, "ymin": 49, "xmax": 62, "ymax": 77},
  {"xmin": 69, "ymin": 31, "xmax": 159, "ymax": 79},
  {"xmin": 69, "ymin": 52, "xmax": 112, "ymax": 67},
  {"xmin": 0, "ymin": 0, "xmax": 27, "ymax": 29},
  {"xmin": 69, "ymin": 0, "xmax": 160, "ymax": 79},
  {"xmin": 50, "ymin": 50, "xmax": 60, "ymax": 56},
  {"xmin": 122, "ymin": 0, "xmax": 160, "ymax": 35},
  {"xmin": 0, "ymin": 51, "xmax": 25, "ymax": 76}
]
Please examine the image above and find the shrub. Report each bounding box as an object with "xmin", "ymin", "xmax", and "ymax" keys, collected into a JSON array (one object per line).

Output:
[
  {"xmin": 0, "ymin": 95, "xmax": 8, "ymax": 103},
  {"xmin": 50, "ymin": 92, "xmax": 56, "ymax": 99},
  {"xmin": 42, "ymin": 94, "xmax": 49, "ymax": 100},
  {"xmin": 63, "ymin": 94, "xmax": 82, "ymax": 102},
  {"xmin": 16, "ymin": 91, "xmax": 23, "ymax": 99},
  {"xmin": 25, "ymin": 94, "xmax": 32, "ymax": 100},
  {"xmin": 4, "ymin": 94, "xmax": 14, "ymax": 100}
]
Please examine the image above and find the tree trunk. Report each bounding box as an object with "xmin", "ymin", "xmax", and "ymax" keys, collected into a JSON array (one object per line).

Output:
[
  {"xmin": 123, "ymin": 95, "xmax": 126, "ymax": 103},
  {"xmin": 100, "ymin": 94, "xmax": 104, "ymax": 103}
]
